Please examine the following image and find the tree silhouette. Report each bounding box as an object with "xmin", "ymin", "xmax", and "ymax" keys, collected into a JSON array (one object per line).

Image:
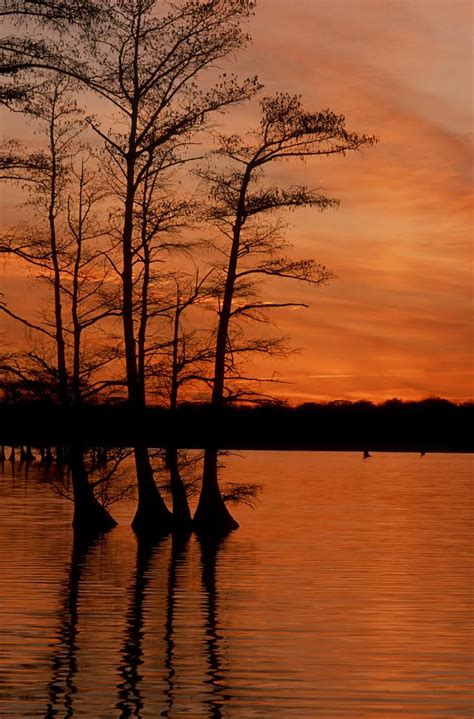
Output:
[
  {"xmin": 0, "ymin": 9, "xmax": 381, "ymax": 538},
  {"xmin": 194, "ymin": 94, "xmax": 377, "ymax": 533},
  {"xmin": 1, "ymin": 0, "xmax": 260, "ymax": 535},
  {"xmin": 0, "ymin": 77, "xmax": 118, "ymax": 530}
]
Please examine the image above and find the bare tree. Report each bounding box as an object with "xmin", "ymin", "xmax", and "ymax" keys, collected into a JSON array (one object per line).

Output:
[
  {"xmin": 1, "ymin": 0, "xmax": 261, "ymax": 535},
  {"xmin": 64, "ymin": 159, "xmax": 122, "ymax": 405},
  {"xmin": 0, "ymin": 78, "xmax": 119, "ymax": 400},
  {"xmin": 193, "ymin": 94, "xmax": 377, "ymax": 534},
  {"xmin": 0, "ymin": 77, "xmax": 118, "ymax": 531},
  {"xmin": 83, "ymin": 0, "xmax": 259, "ymax": 536}
]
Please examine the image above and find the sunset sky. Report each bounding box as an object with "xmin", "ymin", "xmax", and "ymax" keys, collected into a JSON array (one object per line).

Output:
[
  {"xmin": 1, "ymin": 0, "xmax": 472, "ymax": 404},
  {"xmin": 231, "ymin": 0, "xmax": 472, "ymax": 404}
]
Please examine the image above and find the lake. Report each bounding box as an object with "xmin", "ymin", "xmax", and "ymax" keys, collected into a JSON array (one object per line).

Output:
[{"xmin": 0, "ymin": 451, "xmax": 472, "ymax": 718}]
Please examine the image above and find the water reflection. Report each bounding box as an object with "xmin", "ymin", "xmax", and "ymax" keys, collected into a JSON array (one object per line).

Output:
[
  {"xmin": 162, "ymin": 532, "xmax": 190, "ymax": 718},
  {"xmin": 199, "ymin": 536, "xmax": 231, "ymax": 719},
  {"xmin": 116, "ymin": 536, "xmax": 158, "ymax": 718},
  {"xmin": 114, "ymin": 533, "xmax": 231, "ymax": 719},
  {"xmin": 45, "ymin": 533, "xmax": 102, "ymax": 718},
  {"xmin": 41, "ymin": 525, "xmax": 233, "ymax": 717},
  {"xmin": 0, "ymin": 454, "xmax": 472, "ymax": 718}
]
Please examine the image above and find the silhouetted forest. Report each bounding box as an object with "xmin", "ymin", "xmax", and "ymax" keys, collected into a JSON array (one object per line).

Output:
[{"xmin": 1, "ymin": 398, "xmax": 471, "ymax": 452}]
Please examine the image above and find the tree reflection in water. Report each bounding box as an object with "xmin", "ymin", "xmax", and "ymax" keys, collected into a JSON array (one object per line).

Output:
[
  {"xmin": 162, "ymin": 534, "xmax": 232, "ymax": 719},
  {"xmin": 116, "ymin": 536, "xmax": 162, "ymax": 718},
  {"xmin": 162, "ymin": 532, "xmax": 190, "ymax": 717},
  {"xmin": 42, "ymin": 526, "xmax": 233, "ymax": 717},
  {"xmin": 45, "ymin": 531, "xmax": 103, "ymax": 718},
  {"xmin": 199, "ymin": 535, "xmax": 232, "ymax": 719},
  {"xmin": 114, "ymin": 532, "xmax": 232, "ymax": 719}
]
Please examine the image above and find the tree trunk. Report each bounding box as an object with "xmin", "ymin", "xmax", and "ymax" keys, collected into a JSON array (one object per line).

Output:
[
  {"xmin": 165, "ymin": 296, "xmax": 192, "ymax": 531},
  {"xmin": 194, "ymin": 174, "xmax": 251, "ymax": 534},
  {"xmin": 193, "ymin": 448, "xmax": 239, "ymax": 535},
  {"xmin": 131, "ymin": 446, "xmax": 173, "ymax": 537},
  {"xmin": 165, "ymin": 446, "xmax": 192, "ymax": 531},
  {"xmin": 71, "ymin": 163, "xmax": 84, "ymax": 407},
  {"xmin": 48, "ymin": 91, "xmax": 69, "ymax": 406},
  {"xmin": 121, "ymin": 141, "xmax": 171, "ymax": 535},
  {"xmin": 69, "ymin": 445, "xmax": 117, "ymax": 532},
  {"xmin": 121, "ymin": 168, "xmax": 140, "ymax": 407}
]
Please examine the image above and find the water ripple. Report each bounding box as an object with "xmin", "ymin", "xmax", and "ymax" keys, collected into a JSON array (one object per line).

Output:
[{"xmin": 0, "ymin": 452, "xmax": 472, "ymax": 718}]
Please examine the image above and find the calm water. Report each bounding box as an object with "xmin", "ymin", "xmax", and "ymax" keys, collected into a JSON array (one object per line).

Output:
[{"xmin": 0, "ymin": 452, "xmax": 472, "ymax": 718}]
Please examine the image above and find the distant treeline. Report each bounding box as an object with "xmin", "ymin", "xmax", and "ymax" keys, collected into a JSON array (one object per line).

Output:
[{"xmin": 0, "ymin": 398, "xmax": 472, "ymax": 453}]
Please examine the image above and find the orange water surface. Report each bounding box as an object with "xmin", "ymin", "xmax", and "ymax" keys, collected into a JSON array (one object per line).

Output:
[{"xmin": 0, "ymin": 451, "xmax": 472, "ymax": 718}]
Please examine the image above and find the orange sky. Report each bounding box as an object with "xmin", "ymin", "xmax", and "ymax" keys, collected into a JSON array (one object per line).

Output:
[
  {"xmin": 230, "ymin": 0, "xmax": 473, "ymax": 403},
  {"xmin": 1, "ymin": 0, "xmax": 472, "ymax": 404}
]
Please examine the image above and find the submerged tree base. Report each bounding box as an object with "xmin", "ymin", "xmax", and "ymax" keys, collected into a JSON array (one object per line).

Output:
[
  {"xmin": 72, "ymin": 502, "xmax": 117, "ymax": 534},
  {"xmin": 166, "ymin": 447, "xmax": 193, "ymax": 534},
  {"xmin": 131, "ymin": 498, "xmax": 174, "ymax": 538},
  {"xmin": 172, "ymin": 513, "xmax": 193, "ymax": 537},
  {"xmin": 131, "ymin": 446, "xmax": 174, "ymax": 538},
  {"xmin": 69, "ymin": 445, "xmax": 118, "ymax": 533},
  {"xmin": 193, "ymin": 449, "xmax": 239, "ymax": 536},
  {"xmin": 193, "ymin": 506, "xmax": 239, "ymax": 536}
]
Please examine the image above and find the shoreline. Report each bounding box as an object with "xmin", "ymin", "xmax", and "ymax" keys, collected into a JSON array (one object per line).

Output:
[{"xmin": 1, "ymin": 400, "xmax": 472, "ymax": 453}]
